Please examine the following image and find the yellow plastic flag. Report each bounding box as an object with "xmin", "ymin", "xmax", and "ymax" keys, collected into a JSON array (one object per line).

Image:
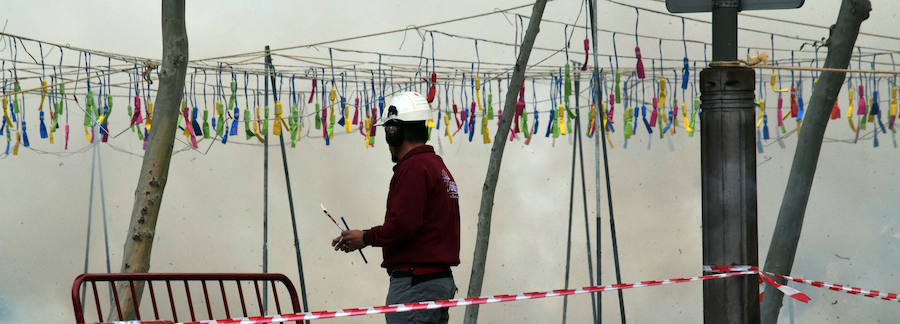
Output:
[
  {"xmin": 847, "ymin": 87, "xmax": 856, "ymax": 132},
  {"xmin": 273, "ymin": 101, "xmax": 283, "ymax": 136},
  {"xmin": 558, "ymin": 104, "xmax": 566, "ymax": 135},
  {"xmin": 771, "ymin": 73, "xmax": 789, "ymax": 92},
  {"xmin": 13, "ymin": 131, "xmax": 20, "ymax": 155},
  {"xmin": 444, "ymin": 112, "xmax": 453, "ymax": 144},
  {"xmin": 658, "ymin": 78, "xmax": 667, "ymax": 109},
  {"xmin": 475, "ymin": 77, "xmax": 484, "ymax": 111}
]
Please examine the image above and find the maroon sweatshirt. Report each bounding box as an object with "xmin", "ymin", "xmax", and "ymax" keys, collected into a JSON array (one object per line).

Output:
[{"xmin": 366, "ymin": 145, "xmax": 461, "ymax": 273}]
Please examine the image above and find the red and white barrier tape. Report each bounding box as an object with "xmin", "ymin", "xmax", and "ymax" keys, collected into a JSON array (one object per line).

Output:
[
  {"xmin": 105, "ymin": 266, "xmax": 894, "ymax": 324},
  {"xmin": 768, "ymin": 270, "xmax": 900, "ymax": 303},
  {"xmin": 706, "ymin": 265, "xmax": 900, "ymax": 303},
  {"xmin": 704, "ymin": 265, "xmax": 810, "ymax": 303},
  {"xmin": 155, "ymin": 268, "xmax": 756, "ymax": 324}
]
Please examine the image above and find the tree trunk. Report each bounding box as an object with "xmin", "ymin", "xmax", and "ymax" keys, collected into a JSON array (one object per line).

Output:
[
  {"xmin": 109, "ymin": 0, "xmax": 188, "ymax": 320},
  {"xmin": 462, "ymin": 1, "xmax": 547, "ymax": 323},
  {"xmin": 761, "ymin": 1, "xmax": 870, "ymax": 323}
]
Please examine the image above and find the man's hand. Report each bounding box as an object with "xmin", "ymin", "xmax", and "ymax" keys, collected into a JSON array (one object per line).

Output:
[{"xmin": 331, "ymin": 230, "xmax": 365, "ymax": 252}]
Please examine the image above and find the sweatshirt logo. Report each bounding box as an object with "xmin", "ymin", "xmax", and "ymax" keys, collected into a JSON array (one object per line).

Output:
[{"xmin": 442, "ymin": 170, "xmax": 459, "ymax": 199}]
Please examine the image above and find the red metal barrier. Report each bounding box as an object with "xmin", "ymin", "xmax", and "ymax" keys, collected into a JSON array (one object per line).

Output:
[{"xmin": 72, "ymin": 273, "xmax": 302, "ymax": 324}]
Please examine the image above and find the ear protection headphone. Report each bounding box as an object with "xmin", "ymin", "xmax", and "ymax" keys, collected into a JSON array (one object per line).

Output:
[{"xmin": 384, "ymin": 106, "xmax": 405, "ymax": 147}]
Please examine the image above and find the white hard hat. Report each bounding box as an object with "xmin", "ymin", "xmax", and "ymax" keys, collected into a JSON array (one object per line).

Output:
[{"xmin": 376, "ymin": 91, "xmax": 432, "ymax": 126}]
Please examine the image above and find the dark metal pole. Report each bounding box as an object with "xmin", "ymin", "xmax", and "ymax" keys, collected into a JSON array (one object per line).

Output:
[
  {"xmin": 265, "ymin": 45, "xmax": 311, "ymax": 323},
  {"xmin": 712, "ymin": 0, "xmax": 739, "ymax": 61},
  {"xmin": 700, "ymin": 63, "xmax": 758, "ymax": 324},
  {"xmin": 564, "ymin": 75, "xmax": 598, "ymax": 324},
  {"xmin": 700, "ymin": 49, "xmax": 759, "ymax": 324},
  {"xmin": 702, "ymin": 1, "xmax": 759, "ymax": 322},
  {"xmin": 588, "ymin": 0, "xmax": 626, "ymax": 322},
  {"xmin": 575, "ymin": 74, "xmax": 599, "ymax": 324},
  {"xmin": 262, "ymin": 46, "xmax": 270, "ymax": 314}
]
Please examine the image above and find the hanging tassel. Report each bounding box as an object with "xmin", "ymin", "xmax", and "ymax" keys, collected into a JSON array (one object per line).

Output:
[
  {"xmin": 101, "ymin": 96, "xmax": 111, "ymax": 142},
  {"xmin": 670, "ymin": 101, "xmax": 678, "ymax": 135},
  {"xmin": 790, "ymin": 86, "xmax": 798, "ymax": 118},
  {"xmin": 623, "ymin": 106, "xmax": 633, "ymax": 140},
  {"xmin": 144, "ymin": 101, "xmax": 154, "ymax": 149},
  {"xmin": 427, "ymin": 71, "xmax": 437, "ymax": 103},
  {"xmin": 308, "ymin": 78, "xmax": 317, "ymax": 104},
  {"xmin": 650, "ymin": 97, "xmax": 658, "ymax": 127},
  {"xmin": 290, "ymin": 103, "xmax": 300, "ymax": 147},
  {"xmin": 216, "ymin": 101, "xmax": 225, "ymax": 135},
  {"xmin": 689, "ymin": 97, "xmax": 699, "ymax": 137},
  {"xmin": 131, "ymin": 94, "xmax": 143, "ymax": 128},
  {"xmin": 203, "ymin": 108, "xmax": 211, "ymax": 139},
  {"xmin": 343, "ymin": 97, "xmax": 352, "ymax": 133},
  {"xmin": 888, "ymin": 87, "xmax": 897, "ymax": 130},
  {"xmin": 444, "ymin": 111, "xmax": 453, "ymax": 144},
  {"xmin": 183, "ymin": 105, "xmax": 198, "ymax": 148},
  {"xmin": 831, "ymin": 100, "xmax": 841, "ymax": 120},
  {"xmin": 487, "ymin": 94, "xmax": 494, "ymax": 120},
  {"xmin": 230, "ymin": 106, "xmax": 239, "ymax": 137},
  {"xmin": 587, "ymin": 104, "xmax": 596, "ymax": 137},
  {"xmin": 229, "ymin": 81, "xmax": 239, "ymax": 136},
  {"xmin": 188, "ymin": 106, "xmax": 201, "ymax": 137},
  {"xmin": 608, "ymin": 93, "xmax": 616, "ymax": 132},
  {"xmin": 482, "ymin": 114, "xmax": 491, "ymax": 144},
  {"xmin": 352, "ymin": 97, "xmax": 359, "ymax": 126},
  {"xmin": 777, "ymin": 94, "xmax": 788, "ymax": 133},
  {"xmin": 614, "ymin": 71, "xmax": 621, "ymax": 104},
  {"xmin": 847, "ymin": 87, "xmax": 857, "ymax": 132},
  {"xmin": 243, "ymin": 105, "xmax": 254, "ymax": 140},
  {"xmin": 314, "ymin": 102, "xmax": 322, "ymax": 130},
  {"xmin": 873, "ymin": 90, "xmax": 885, "ymax": 134},
  {"xmin": 327, "ymin": 88, "xmax": 336, "ymax": 140},
  {"xmin": 635, "ymin": 46, "xmax": 645, "ymax": 79},
  {"xmin": 461, "ymin": 105, "xmax": 469, "ymax": 135},
  {"xmin": 453, "ymin": 103, "xmax": 462, "ymax": 130},
  {"xmin": 468, "ymin": 102, "xmax": 475, "ymax": 142},
  {"xmin": 581, "ymin": 38, "xmax": 590, "ymax": 71},
  {"xmin": 760, "ymin": 99, "xmax": 769, "ymax": 140},
  {"xmin": 337, "ymin": 97, "xmax": 346, "ymax": 128},
  {"xmin": 21, "ymin": 119, "xmax": 30, "ymax": 148},
  {"xmin": 546, "ymin": 107, "xmax": 556, "ymax": 138},
  {"xmin": 12, "ymin": 130, "xmax": 21, "ymax": 155},
  {"xmin": 322, "ymin": 102, "xmax": 329, "ymax": 145},
  {"xmin": 83, "ymin": 91, "xmax": 95, "ymax": 142},
  {"xmin": 520, "ymin": 96, "xmax": 531, "ymax": 143},
  {"xmin": 556, "ymin": 103, "xmax": 565, "ymax": 137},
  {"xmin": 857, "ymin": 85, "xmax": 868, "ymax": 131},
  {"xmin": 39, "ymin": 80, "xmax": 48, "ymax": 139},
  {"xmin": 273, "ymin": 101, "xmax": 284, "ymax": 136},
  {"xmin": 2, "ymin": 97, "xmax": 11, "ymax": 131}
]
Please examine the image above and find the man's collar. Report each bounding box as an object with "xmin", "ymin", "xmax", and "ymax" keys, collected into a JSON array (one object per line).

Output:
[{"xmin": 394, "ymin": 145, "xmax": 434, "ymax": 169}]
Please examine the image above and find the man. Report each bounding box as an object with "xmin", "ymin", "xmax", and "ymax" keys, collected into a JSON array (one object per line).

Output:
[{"xmin": 332, "ymin": 91, "xmax": 461, "ymax": 324}]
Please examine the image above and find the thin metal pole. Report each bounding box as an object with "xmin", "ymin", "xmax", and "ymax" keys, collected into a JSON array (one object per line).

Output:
[
  {"xmin": 565, "ymin": 75, "xmax": 597, "ymax": 324},
  {"xmin": 575, "ymin": 74, "xmax": 598, "ymax": 324},
  {"xmin": 265, "ymin": 46, "xmax": 311, "ymax": 323},
  {"xmin": 563, "ymin": 102, "xmax": 577, "ymax": 324},
  {"xmin": 98, "ymin": 142, "xmax": 111, "ymax": 275},
  {"xmin": 262, "ymin": 48, "xmax": 270, "ymax": 315},
  {"xmin": 588, "ymin": 0, "xmax": 626, "ymax": 322},
  {"xmin": 97, "ymin": 140, "xmax": 115, "ymax": 308},
  {"xmin": 81, "ymin": 135, "xmax": 97, "ymax": 306}
]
